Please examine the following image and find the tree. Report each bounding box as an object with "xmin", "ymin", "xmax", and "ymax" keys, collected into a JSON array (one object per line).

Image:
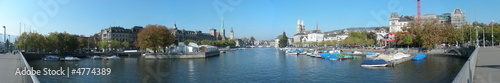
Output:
[
  {"xmin": 109, "ymin": 40, "xmax": 122, "ymax": 50},
  {"xmin": 88, "ymin": 34, "xmax": 100, "ymax": 49},
  {"xmin": 122, "ymin": 41, "xmax": 130, "ymax": 49},
  {"xmin": 200, "ymin": 40, "xmax": 214, "ymax": 45},
  {"xmin": 396, "ymin": 32, "xmax": 414, "ymax": 48},
  {"xmin": 278, "ymin": 32, "xmax": 288, "ymax": 48},
  {"xmin": 250, "ymin": 36, "xmax": 256, "ymax": 46},
  {"xmin": 98, "ymin": 40, "xmax": 109, "ymax": 51},
  {"xmin": 77, "ymin": 37, "xmax": 88, "ymax": 49},
  {"xmin": 184, "ymin": 40, "xmax": 197, "ymax": 45},
  {"xmin": 135, "ymin": 24, "xmax": 176, "ymax": 52}
]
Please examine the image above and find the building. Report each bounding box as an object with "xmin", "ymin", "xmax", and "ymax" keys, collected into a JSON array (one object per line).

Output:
[
  {"xmin": 307, "ymin": 33, "xmax": 324, "ymax": 42},
  {"xmin": 451, "ymin": 8, "xmax": 467, "ymax": 28},
  {"xmin": 389, "ymin": 8, "xmax": 467, "ymax": 32},
  {"xmin": 100, "ymin": 26, "xmax": 143, "ymax": 47},
  {"xmin": 170, "ymin": 23, "xmax": 221, "ymax": 42},
  {"xmin": 293, "ymin": 19, "xmax": 322, "ymax": 44},
  {"xmin": 230, "ymin": 27, "xmax": 234, "ymax": 40}
]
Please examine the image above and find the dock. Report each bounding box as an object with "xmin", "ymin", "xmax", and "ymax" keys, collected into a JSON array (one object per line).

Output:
[
  {"xmin": 387, "ymin": 55, "xmax": 414, "ymax": 67},
  {"xmin": 0, "ymin": 52, "xmax": 39, "ymax": 83}
]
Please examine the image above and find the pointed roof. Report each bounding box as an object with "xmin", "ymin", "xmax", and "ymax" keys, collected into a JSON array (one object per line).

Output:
[{"xmin": 221, "ymin": 17, "xmax": 225, "ymax": 30}]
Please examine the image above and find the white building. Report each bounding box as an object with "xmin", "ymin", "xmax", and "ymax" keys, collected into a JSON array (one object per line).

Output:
[
  {"xmin": 307, "ymin": 33, "xmax": 324, "ymax": 42},
  {"xmin": 451, "ymin": 8, "xmax": 467, "ymax": 28}
]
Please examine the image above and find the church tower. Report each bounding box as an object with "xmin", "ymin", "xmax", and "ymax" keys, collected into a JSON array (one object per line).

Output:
[
  {"xmin": 230, "ymin": 27, "xmax": 234, "ymax": 40},
  {"xmin": 296, "ymin": 19, "xmax": 302, "ymax": 33},
  {"xmin": 173, "ymin": 22, "xmax": 178, "ymax": 30}
]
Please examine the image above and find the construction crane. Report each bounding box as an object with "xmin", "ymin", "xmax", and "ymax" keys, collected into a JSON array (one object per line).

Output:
[{"xmin": 417, "ymin": 0, "xmax": 421, "ymax": 24}]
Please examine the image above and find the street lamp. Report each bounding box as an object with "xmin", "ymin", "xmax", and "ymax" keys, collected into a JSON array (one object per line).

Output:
[
  {"xmin": 492, "ymin": 20, "xmax": 495, "ymax": 47},
  {"xmin": 3, "ymin": 26, "xmax": 5, "ymax": 43},
  {"xmin": 483, "ymin": 27, "xmax": 486, "ymax": 47},
  {"xmin": 476, "ymin": 26, "xmax": 479, "ymax": 47}
]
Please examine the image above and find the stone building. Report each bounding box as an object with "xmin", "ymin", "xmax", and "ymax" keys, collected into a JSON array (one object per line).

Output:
[
  {"xmin": 100, "ymin": 26, "xmax": 143, "ymax": 47},
  {"xmin": 170, "ymin": 23, "xmax": 221, "ymax": 42}
]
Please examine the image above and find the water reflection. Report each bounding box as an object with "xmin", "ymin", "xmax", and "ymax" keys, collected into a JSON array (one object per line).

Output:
[{"xmin": 29, "ymin": 48, "xmax": 466, "ymax": 83}]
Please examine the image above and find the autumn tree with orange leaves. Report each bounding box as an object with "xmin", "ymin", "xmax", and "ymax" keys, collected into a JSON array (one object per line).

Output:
[{"xmin": 135, "ymin": 24, "xmax": 176, "ymax": 53}]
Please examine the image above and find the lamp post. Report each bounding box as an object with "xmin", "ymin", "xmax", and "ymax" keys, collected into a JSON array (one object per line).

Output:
[
  {"xmin": 3, "ymin": 26, "xmax": 5, "ymax": 44},
  {"xmin": 483, "ymin": 27, "xmax": 485, "ymax": 47},
  {"xmin": 492, "ymin": 20, "xmax": 495, "ymax": 47},
  {"xmin": 476, "ymin": 26, "xmax": 479, "ymax": 47}
]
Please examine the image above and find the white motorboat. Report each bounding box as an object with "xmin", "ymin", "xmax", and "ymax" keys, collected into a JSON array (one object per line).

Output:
[
  {"xmin": 42, "ymin": 55, "xmax": 60, "ymax": 61},
  {"xmin": 106, "ymin": 55, "xmax": 121, "ymax": 60},
  {"xmin": 360, "ymin": 59, "xmax": 388, "ymax": 67},
  {"xmin": 91, "ymin": 56, "xmax": 102, "ymax": 59},
  {"xmin": 64, "ymin": 56, "xmax": 80, "ymax": 61}
]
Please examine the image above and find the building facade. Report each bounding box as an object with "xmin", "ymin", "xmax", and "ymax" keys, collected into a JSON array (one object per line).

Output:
[
  {"xmin": 451, "ymin": 8, "xmax": 467, "ymax": 28},
  {"xmin": 170, "ymin": 23, "xmax": 221, "ymax": 42},
  {"xmin": 389, "ymin": 8, "xmax": 467, "ymax": 32},
  {"xmin": 100, "ymin": 26, "xmax": 143, "ymax": 47}
]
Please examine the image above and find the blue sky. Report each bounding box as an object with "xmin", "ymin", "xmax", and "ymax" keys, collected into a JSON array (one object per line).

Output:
[{"xmin": 1, "ymin": 0, "xmax": 499, "ymax": 40}]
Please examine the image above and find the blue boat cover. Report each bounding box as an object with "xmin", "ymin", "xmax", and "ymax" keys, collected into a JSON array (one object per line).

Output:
[
  {"xmin": 412, "ymin": 53, "xmax": 426, "ymax": 60},
  {"xmin": 360, "ymin": 60, "xmax": 387, "ymax": 65},
  {"xmin": 320, "ymin": 53, "xmax": 331, "ymax": 58},
  {"xmin": 364, "ymin": 52, "xmax": 375, "ymax": 55},
  {"xmin": 345, "ymin": 52, "xmax": 353, "ymax": 54},
  {"xmin": 320, "ymin": 53, "xmax": 331, "ymax": 56}
]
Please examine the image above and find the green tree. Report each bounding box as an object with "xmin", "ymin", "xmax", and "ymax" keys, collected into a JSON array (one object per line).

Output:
[
  {"xmin": 98, "ymin": 39, "xmax": 109, "ymax": 51},
  {"xmin": 184, "ymin": 40, "xmax": 197, "ymax": 45},
  {"xmin": 278, "ymin": 32, "xmax": 288, "ymax": 48},
  {"xmin": 122, "ymin": 41, "xmax": 130, "ymax": 49},
  {"xmin": 109, "ymin": 40, "xmax": 122, "ymax": 50},
  {"xmin": 135, "ymin": 24, "xmax": 176, "ymax": 52},
  {"xmin": 200, "ymin": 40, "xmax": 214, "ymax": 45},
  {"xmin": 396, "ymin": 32, "xmax": 414, "ymax": 48},
  {"xmin": 78, "ymin": 37, "xmax": 88, "ymax": 49}
]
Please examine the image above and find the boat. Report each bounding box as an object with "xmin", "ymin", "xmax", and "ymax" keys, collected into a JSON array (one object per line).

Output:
[
  {"xmin": 286, "ymin": 50, "xmax": 298, "ymax": 55},
  {"xmin": 353, "ymin": 51, "xmax": 363, "ymax": 54},
  {"xmin": 328, "ymin": 55, "xmax": 339, "ymax": 60},
  {"xmin": 91, "ymin": 56, "xmax": 102, "ymax": 59},
  {"xmin": 390, "ymin": 53, "xmax": 411, "ymax": 59},
  {"xmin": 64, "ymin": 56, "xmax": 80, "ymax": 61},
  {"xmin": 306, "ymin": 50, "xmax": 313, "ymax": 56},
  {"xmin": 360, "ymin": 59, "xmax": 388, "ymax": 67},
  {"xmin": 320, "ymin": 53, "xmax": 331, "ymax": 59},
  {"xmin": 412, "ymin": 53, "xmax": 426, "ymax": 60},
  {"xmin": 106, "ymin": 55, "xmax": 121, "ymax": 60},
  {"xmin": 375, "ymin": 54, "xmax": 395, "ymax": 61},
  {"xmin": 365, "ymin": 53, "xmax": 378, "ymax": 57},
  {"xmin": 42, "ymin": 55, "xmax": 60, "ymax": 61}
]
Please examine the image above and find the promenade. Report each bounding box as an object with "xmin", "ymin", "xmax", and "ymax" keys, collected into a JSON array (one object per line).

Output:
[
  {"xmin": 474, "ymin": 48, "xmax": 500, "ymax": 83},
  {"xmin": 0, "ymin": 53, "xmax": 23, "ymax": 83}
]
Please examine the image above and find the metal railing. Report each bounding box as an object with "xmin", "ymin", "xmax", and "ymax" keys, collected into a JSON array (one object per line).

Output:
[
  {"xmin": 18, "ymin": 52, "xmax": 40, "ymax": 83},
  {"xmin": 452, "ymin": 47, "xmax": 478, "ymax": 83}
]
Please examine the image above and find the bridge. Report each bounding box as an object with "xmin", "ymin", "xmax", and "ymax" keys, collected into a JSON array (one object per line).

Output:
[
  {"xmin": 0, "ymin": 52, "xmax": 39, "ymax": 83},
  {"xmin": 454, "ymin": 47, "xmax": 500, "ymax": 83}
]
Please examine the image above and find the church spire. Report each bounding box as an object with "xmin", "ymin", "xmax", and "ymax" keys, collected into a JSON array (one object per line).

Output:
[
  {"xmin": 221, "ymin": 17, "xmax": 225, "ymax": 30},
  {"xmin": 316, "ymin": 22, "xmax": 318, "ymax": 30}
]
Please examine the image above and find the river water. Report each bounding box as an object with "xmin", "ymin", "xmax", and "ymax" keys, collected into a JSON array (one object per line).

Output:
[{"xmin": 28, "ymin": 48, "xmax": 466, "ymax": 83}]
